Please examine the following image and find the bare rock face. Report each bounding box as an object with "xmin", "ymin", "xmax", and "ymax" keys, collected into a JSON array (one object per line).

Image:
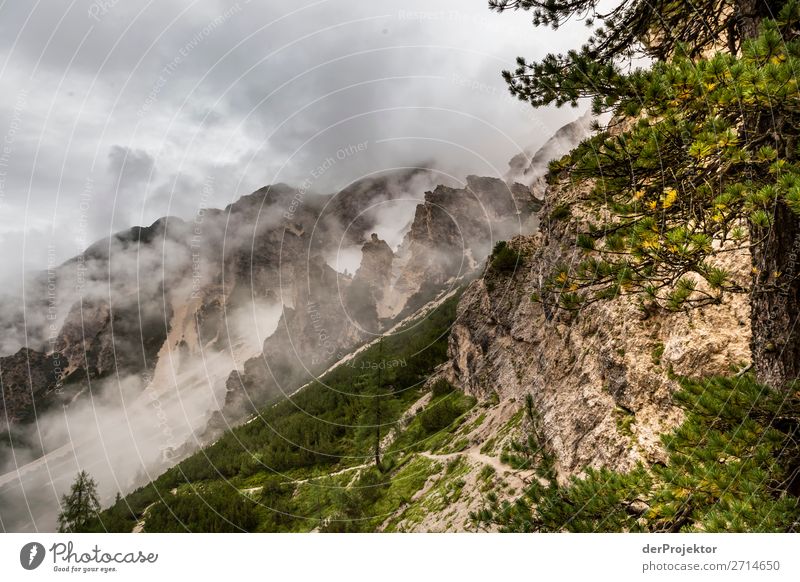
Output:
[
  {"xmin": 218, "ymin": 174, "xmax": 543, "ymax": 423},
  {"xmin": 0, "ymin": 348, "xmax": 59, "ymax": 426},
  {"xmin": 221, "ymin": 255, "xmax": 365, "ymax": 418},
  {"xmin": 221, "ymin": 233, "xmax": 398, "ymax": 420},
  {"xmin": 349, "ymin": 234, "xmax": 394, "ymax": 332},
  {"xmin": 0, "ymin": 172, "xmax": 433, "ymax": 429},
  {"xmin": 355, "ymin": 234, "xmax": 394, "ymax": 288},
  {"xmin": 54, "ymin": 299, "xmax": 113, "ymax": 378},
  {"xmin": 444, "ymin": 181, "xmax": 751, "ymax": 481},
  {"xmin": 54, "ymin": 295, "xmax": 172, "ymax": 384},
  {"xmin": 393, "ymin": 176, "xmax": 534, "ymax": 300}
]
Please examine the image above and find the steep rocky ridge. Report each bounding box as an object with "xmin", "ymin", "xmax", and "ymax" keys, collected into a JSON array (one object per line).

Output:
[
  {"xmin": 0, "ymin": 171, "xmax": 435, "ymax": 430},
  {"xmin": 393, "ymin": 176, "xmax": 534, "ymax": 303},
  {"xmin": 507, "ymin": 109, "xmax": 594, "ymax": 188},
  {"xmin": 217, "ymin": 173, "xmax": 539, "ymax": 423},
  {"xmin": 1, "ymin": 115, "xmax": 590, "ymax": 532},
  {"xmin": 0, "ymin": 348, "xmax": 59, "ymax": 426},
  {"xmin": 442, "ymin": 176, "xmax": 752, "ymax": 481},
  {"xmin": 376, "ymin": 129, "xmax": 754, "ymax": 532},
  {"xmin": 0, "ymin": 160, "xmax": 541, "ymax": 531}
]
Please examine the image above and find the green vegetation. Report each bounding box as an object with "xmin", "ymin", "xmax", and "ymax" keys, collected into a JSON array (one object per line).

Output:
[
  {"xmin": 144, "ymin": 485, "xmax": 260, "ymax": 533},
  {"xmin": 489, "ymin": 240, "xmax": 523, "ymax": 273},
  {"xmin": 473, "ymin": 376, "xmax": 800, "ymax": 532},
  {"xmin": 547, "ymin": 203, "xmax": 570, "ymax": 222},
  {"xmin": 485, "ymin": 0, "xmax": 800, "ymax": 529},
  {"xmin": 651, "ymin": 343, "xmax": 665, "ymax": 367},
  {"xmin": 490, "ymin": 0, "xmax": 775, "ymax": 109},
  {"xmin": 383, "ymin": 456, "xmax": 471, "ymax": 532},
  {"xmin": 90, "ymin": 293, "xmax": 469, "ymax": 532},
  {"xmin": 387, "ymin": 386, "xmax": 476, "ymax": 455},
  {"xmin": 67, "ymin": 2, "xmax": 800, "ymax": 536},
  {"xmin": 613, "ymin": 406, "xmax": 636, "ymax": 442},
  {"xmin": 57, "ymin": 471, "xmax": 101, "ymax": 533},
  {"xmin": 496, "ymin": 0, "xmax": 800, "ymax": 390}
]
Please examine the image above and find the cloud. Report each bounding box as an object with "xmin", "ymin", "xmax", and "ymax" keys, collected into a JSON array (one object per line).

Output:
[
  {"xmin": 0, "ymin": 2, "xmax": 596, "ymax": 528},
  {"xmin": 107, "ymin": 146, "xmax": 155, "ymax": 189},
  {"xmin": 0, "ymin": 0, "xmax": 591, "ymax": 283}
]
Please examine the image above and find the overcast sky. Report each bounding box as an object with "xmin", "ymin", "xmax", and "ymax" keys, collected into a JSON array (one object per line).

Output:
[{"xmin": 0, "ymin": 0, "xmax": 590, "ymax": 284}]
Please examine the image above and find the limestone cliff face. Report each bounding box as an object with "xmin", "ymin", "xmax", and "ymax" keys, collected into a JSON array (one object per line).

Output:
[
  {"xmin": 218, "ymin": 176, "xmax": 538, "ymax": 422},
  {"xmin": 444, "ymin": 181, "xmax": 752, "ymax": 479},
  {"xmin": 0, "ymin": 171, "xmax": 433, "ymax": 430},
  {"xmin": 351, "ymin": 233, "xmax": 395, "ymax": 330},
  {"xmin": 393, "ymin": 176, "xmax": 534, "ymax": 302},
  {"xmin": 0, "ymin": 348, "xmax": 59, "ymax": 426},
  {"xmin": 221, "ymin": 255, "xmax": 365, "ymax": 419}
]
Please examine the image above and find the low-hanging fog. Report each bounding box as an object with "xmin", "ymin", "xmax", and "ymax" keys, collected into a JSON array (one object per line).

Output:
[
  {"xmin": 0, "ymin": 0, "xmax": 593, "ymax": 531},
  {"xmin": 0, "ymin": 0, "xmax": 591, "ymax": 283}
]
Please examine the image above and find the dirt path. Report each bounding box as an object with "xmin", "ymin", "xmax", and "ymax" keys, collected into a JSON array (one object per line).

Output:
[
  {"xmin": 241, "ymin": 392, "xmax": 434, "ymax": 494},
  {"xmin": 131, "ymin": 502, "xmax": 156, "ymax": 533},
  {"xmin": 237, "ymin": 462, "xmax": 373, "ymax": 498},
  {"xmin": 420, "ymin": 446, "xmax": 536, "ymax": 491}
]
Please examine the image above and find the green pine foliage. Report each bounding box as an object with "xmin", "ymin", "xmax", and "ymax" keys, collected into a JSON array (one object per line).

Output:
[
  {"xmin": 490, "ymin": 1, "xmax": 780, "ymax": 109},
  {"xmin": 490, "ymin": 241, "xmax": 524, "ymax": 273},
  {"xmin": 57, "ymin": 470, "xmax": 102, "ymax": 533},
  {"xmin": 144, "ymin": 485, "xmax": 260, "ymax": 533},
  {"xmin": 521, "ymin": 4, "xmax": 800, "ymax": 313},
  {"xmin": 472, "ymin": 376, "xmax": 800, "ymax": 532}
]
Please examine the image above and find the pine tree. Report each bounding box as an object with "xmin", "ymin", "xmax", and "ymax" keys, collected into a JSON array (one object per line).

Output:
[
  {"xmin": 472, "ymin": 376, "xmax": 800, "ymax": 532},
  {"xmin": 57, "ymin": 470, "xmax": 101, "ymax": 532},
  {"xmin": 497, "ymin": 0, "xmax": 800, "ymax": 390},
  {"xmin": 491, "ymin": 0, "xmax": 777, "ymax": 108}
]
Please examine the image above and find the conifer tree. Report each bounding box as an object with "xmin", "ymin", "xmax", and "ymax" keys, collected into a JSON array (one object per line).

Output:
[
  {"xmin": 472, "ymin": 376, "xmax": 800, "ymax": 532},
  {"xmin": 491, "ymin": 0, "xmax": 777, "ymax": 107},
  {"xmin": 57, "ymin": 470, "xmax": 101, "ymax": 532},
  {"xmin": 496, "ymin": 0, "xmax": 800, "ymax": 390},
  {"xmin": 374, "ymin": 337, "xmax": 384, "ymax": 470}
]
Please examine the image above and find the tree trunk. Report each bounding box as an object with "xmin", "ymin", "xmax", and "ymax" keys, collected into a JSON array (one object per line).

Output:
[
  {"xmin": 750, "ymin": 200, "xmax": 800, "ymax": 390},
  {"xmin": 735, "ymin": 0, "xmax": 761, "ymax": 41},
  {"xmin": 374, "ymin": 399, "xmax": 382, "ymax": 470},
  {"xmin": 741, "ymin": 2, "xmax": 800, "ymax": 390},
  {"xmin": 374, "ymin": 338, "xmax": 383, "ymax": 470}
]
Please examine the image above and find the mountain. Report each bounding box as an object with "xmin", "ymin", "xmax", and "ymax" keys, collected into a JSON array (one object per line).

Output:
[
  {"xmin": 19, "ymin": 106, "xmax": 767, "ymax": 534},
  {"xmin": 506, "ymin": 109, "xmax": 593, "ymax": 188},
  {"xmin": 32, "ymin": 114, "xmax": 594, "ymax": 532},
  {"xmin": 444, "ymin": 180, "xmax": 751, "ymax": 479},
  {"xmin": 77, "ymin": 99, "xmax": 797, "ymax": 533},
  {"xmin": 10, "ymin": 0, "xmax": 800, "ymax": 537},
  {"xmin": 1, "ymin": 124, "xmax": 570, "ymax": 530},
  {"xmin": 12, "ymin": 104, "xmax": 791, "ymax": 534}
]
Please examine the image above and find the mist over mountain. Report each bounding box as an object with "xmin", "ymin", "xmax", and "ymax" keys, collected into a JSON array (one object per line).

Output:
[
  {"xmin": 3, "ymin": 0, "xmax": 800, "ymax": 544},
  {"xmin": 0, "ymin": 0, "xmax": 588, "ymax": 289},
  {"xmin": 0, "ymin": 118, "xmax": 575, "ymax": 530}
]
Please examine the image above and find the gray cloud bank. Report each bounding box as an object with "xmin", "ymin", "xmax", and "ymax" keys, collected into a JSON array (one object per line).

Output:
[{"xmin": 0, "ymin": 0, "xmax": 589, "ymax": 287}]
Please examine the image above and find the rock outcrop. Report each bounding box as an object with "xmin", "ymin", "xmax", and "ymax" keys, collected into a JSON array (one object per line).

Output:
[
  {"xmin": 444, "ymin": 181, "xmax": 752, "ymax": 480},
  {"xmin": 351, "ymin": 234, "xmax": 395, "ymax": 330},
  {"xmin": 0, "ymin": 114, "xmax": 600, "ymax": 534},
  {"xmin": 217, "ymin": 176, "xmax": 541, "ymax": 422},
  {"xmin": 393, "ymin": 176, "xmax": 534, "ymax": 301},
  {"xmin": 0, "ymin": 348, "xmax": 59, "ymax": 427}
]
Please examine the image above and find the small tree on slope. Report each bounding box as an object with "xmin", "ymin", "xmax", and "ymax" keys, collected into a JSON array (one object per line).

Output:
[{"xmin": 57, "ymin": 470, "xmax": 101, "ymax": 532}]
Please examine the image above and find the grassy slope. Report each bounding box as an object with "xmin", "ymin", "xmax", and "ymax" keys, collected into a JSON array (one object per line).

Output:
[{"xmin": 92, "ymin": 290, "xmax": 505, "ymax": 532}]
